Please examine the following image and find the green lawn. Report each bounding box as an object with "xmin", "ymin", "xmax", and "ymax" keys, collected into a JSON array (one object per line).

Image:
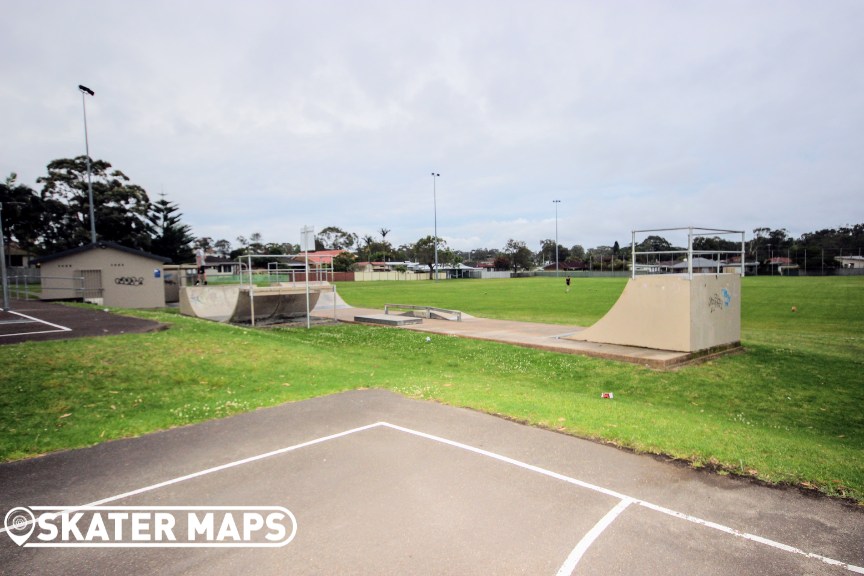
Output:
[{"xmin": 1, "ymin": 276, "xmax": 862, "ymax": 503}]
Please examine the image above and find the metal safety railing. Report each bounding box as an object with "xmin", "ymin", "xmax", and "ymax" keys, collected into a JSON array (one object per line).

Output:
[
  {"xmin": 630, "ymin": 227, "xmax": 746, "ymax": 280},
  {"xmin": 7, "ymin": 274, "xmax": 98, "ymax": 300}
]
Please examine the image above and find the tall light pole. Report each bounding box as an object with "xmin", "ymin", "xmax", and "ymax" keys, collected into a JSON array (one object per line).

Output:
[
  {"xmin": 553, "ymin": 199, "xmax": 561, "ymax": 277},
  {"xmin": 0, "ymin": 202, "xmax": 9, "ymax": 311},
  {"xmin": 431, "ymin": 172, "xmax": 440, "ymax": 282},
  {"xmin": 79, "ymin": 84, "xmax": 97, "ymax": 244}
]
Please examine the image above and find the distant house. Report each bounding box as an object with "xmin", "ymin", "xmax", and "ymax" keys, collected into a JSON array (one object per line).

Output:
[
  {"xmin": 5, "ymin": 242, "xmax": 36, "ymax": 268},
  {"xmin": 201, "ymin": 256, "xmax": 239, "ymax": 276},
  {"xmin": 836, "ymin": 255, "xmax": 864, "ymax": 269},
  {"xmin": 353, "ymin": 261, "xmax": 391, "ymax": 272},
  {"xmin": 722, "ymin": 256, "xmax": 759, "ymax": 276},
  {"xmin": 290, "ymin": 250, "xmax": 345, "ymax": 269},
  {"xmin": 764, "ymin": 256, "xmax": 798, "ymax": 275},
  {"xmin": 32, "ymin": 242, "xmax": 170, "ymax": 308},
  {"xmin": 671, "ymin": 257, "xmax": 725, "ymax": 274},
  {"xmin": 543, "ymin": 260, "xmax": 586, "ymax": 272}
]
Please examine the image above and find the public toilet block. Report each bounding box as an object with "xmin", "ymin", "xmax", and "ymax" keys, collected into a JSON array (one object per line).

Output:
[{"xmin": 34, "ymin": 242, "xmax": 171, "ymax": 308}]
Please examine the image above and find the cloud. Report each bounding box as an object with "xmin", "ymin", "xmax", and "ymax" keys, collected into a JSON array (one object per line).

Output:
[{"xmin": 2, "ymin": 0, "xmax": 863, "ymax": 254}]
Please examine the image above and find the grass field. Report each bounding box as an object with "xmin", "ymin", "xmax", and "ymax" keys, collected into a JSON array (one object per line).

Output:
[{"xmin": 0, "ymin": 276, "xmax": 862, "ymax": 503}]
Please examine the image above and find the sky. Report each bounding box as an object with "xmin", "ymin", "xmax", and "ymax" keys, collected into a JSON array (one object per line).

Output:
[{"xmin": 2, "ymin": 0, "xmax": 863, "ymax": 254}]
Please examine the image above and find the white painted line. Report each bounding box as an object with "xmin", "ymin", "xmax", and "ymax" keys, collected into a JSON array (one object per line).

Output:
[
  {"xmin": 0, "ymin": 422, "xmax": 383, "ymax": 535},
  {"xmin": 379, "ymin": 422, "xmax": 864, "ymax": 575},
  {"xmin": 635, "ymin": 500, "xmax": 864, "ymax": 575},
  {"xmin": 0, "ymin": 310, "xmax": 72, "ymax": 338},
  {"xmin": 2, "ymin": 419, "xmax": 862, "ymax": 574},
  {"xmin": 380, "ymin": 422, "xmax": 631, "ymax": 500},
  {"xmin": 556, "ymin": 498, "xmax": 632, "ymax": 576}
]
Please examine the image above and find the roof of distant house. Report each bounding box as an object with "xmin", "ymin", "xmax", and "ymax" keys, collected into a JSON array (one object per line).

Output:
[
  {"xmin": 304, "ymin": 250, "xmax": 345, "ymax": 264},
  {"xmin": 671, "ymin": 257, "xmax": 725, "ymax": 269}
]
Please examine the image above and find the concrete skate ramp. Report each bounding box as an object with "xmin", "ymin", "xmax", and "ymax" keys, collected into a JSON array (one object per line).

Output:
[
  {"xmin": 180, "ymin": 284, "xmax": 322, "ymax": 324},
  {"xmin": 566, "ymin": 274, "xmax": 740, "ymax": 353}
]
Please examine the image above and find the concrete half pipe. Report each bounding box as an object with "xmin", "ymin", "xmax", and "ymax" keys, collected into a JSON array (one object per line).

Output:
[{"xmin": 180, "ymin": 284, "xmax": 322, "ymax": 324}]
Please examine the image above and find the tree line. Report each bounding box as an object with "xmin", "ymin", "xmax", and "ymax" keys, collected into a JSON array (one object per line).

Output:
[
  {"xmin": 2, "ymin": 157, "xmax": 194, "ymax": 263},
  {"xmin": 4, "ymin": 157, "xmax": 861, "ymax": 273}
]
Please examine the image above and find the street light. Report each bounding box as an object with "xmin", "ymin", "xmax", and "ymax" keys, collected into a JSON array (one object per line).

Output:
[
  {"xmin": 79, "ymin": 84, "xmax": 97, "ymax": 244},
  {"xmin": 0, "ymin": 202, "xmax": 9, "ymax": 311},
  {"xmin": 553, "ymin": 199, "xmax": 561, "ymax": 277},
  {"xmin": 431, "ymin": 172, "xmax": 440, "ymax": 282}
]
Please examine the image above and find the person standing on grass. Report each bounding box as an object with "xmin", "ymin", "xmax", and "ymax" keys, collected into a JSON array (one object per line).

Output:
[{"xmin": 565, "ymin": 276, "xmax": 571, "ymax": 293}]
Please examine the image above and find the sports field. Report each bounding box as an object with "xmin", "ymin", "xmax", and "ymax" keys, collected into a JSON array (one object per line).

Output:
[{"xmin": 0, "ymin": 276, "xmax": 861, "ymax": 502}]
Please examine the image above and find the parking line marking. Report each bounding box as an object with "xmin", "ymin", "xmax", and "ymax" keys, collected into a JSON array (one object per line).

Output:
[
  {"xmin": 556, "ymin": 498, "xmax": 632, "ymax": 576},
  {"xmin": 3, "ymin": 420, "xmax": 862, "ymax": 574},
  {"xmin": 0, "ymin": 310, "xmax": 72, "ymax": 338},
  {"xmin": 0, "ymin": 422, "xmax": 382, "ymax": 535},
  {"xmin": 381, "ymin": 422, "xmax": 864, "ymax": 574}
]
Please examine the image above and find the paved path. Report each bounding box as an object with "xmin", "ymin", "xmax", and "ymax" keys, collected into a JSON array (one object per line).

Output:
[{"xmin": 1, "ymin": 390, "xmax": 861, "ymax": 575}]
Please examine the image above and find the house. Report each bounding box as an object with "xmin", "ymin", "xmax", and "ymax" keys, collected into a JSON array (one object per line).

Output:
[
  {"xmin": 354, "ymin": 261, "xmax": 391, "ymax": 272},
  {"xmin": 836, "ymin": 255, "xmax": 864, "ymax": 269},
  {"xmin": 32, "ymin": 242, "xmax": 170, "ymax": 308},
  {"xmin": 5, "ymin": 242, "xmax": 35, "ymax": 268},
  {"xmin": 722, "ymin": 256, "xmax": 759, "ymax": 276},
  {"xmin": 670, "ymin": 257, "xmax": 725, "ymax": 274},
  {"xmin": 289, "ymin": 250, "xmax": 346, "ymax": 269},
  {"xmin": 543, "ymin": 260, "xmax": 587, "ymax": 272},
  {"xmin": 764, "ymin": 256, "xmax": 797, "ymax": 275},
  {"xmin": 200, "ymin": 256, "xmax": 240, "ymax": 276}
]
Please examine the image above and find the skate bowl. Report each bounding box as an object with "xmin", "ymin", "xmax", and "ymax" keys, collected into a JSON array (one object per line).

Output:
[
  {"xmin": 180, "ymin": 283, "xmax": 323, "ymax": 324},
  {"xmin": 566, "ymin": 274, "xmax": 741, "ymax": 353}
]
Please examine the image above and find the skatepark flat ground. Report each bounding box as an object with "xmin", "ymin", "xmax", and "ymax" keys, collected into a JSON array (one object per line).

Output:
[
  {"xmin": 1, "ymin": 390, "xmax": 862, "ymax": 575},
  {"xmin": 314, "ymin": 304, "xmax": 697, "ymax": 368}
]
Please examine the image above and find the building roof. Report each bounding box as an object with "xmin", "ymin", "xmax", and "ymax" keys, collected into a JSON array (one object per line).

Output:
[
  {"xmin": 6, "ymin": 242, "xmax": 36, "ymax": 257},
  {"xmin": 671, "ymin": 257, "xmax": 724, "ymax": 270},
  {"xmin": 297, "ymin": 250, "xmax": 346, "ymax": 265},
  {"xmin": 32, "ymin": 241, "xmax": 171, "ymax": 265}
]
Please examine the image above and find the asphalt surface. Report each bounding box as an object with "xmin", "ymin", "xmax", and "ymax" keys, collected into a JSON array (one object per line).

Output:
[
  {"xmin": 1, "ymin": 390, "xmax": 862, "ymax": 575},
  {"xmin": 0, "ymin": 299, "xmax": 165, "ymax": 345}
]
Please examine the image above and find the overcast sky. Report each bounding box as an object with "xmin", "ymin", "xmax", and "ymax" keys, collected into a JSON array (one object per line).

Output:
[{"xmin": 2, "ymin": 0, "xmax": 863, "ymax": 253}]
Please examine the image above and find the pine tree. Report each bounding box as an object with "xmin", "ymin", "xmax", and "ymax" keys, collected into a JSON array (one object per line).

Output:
[{"xmin": 149, "ymin": 195, "xmax": 195, "ymax": 263}]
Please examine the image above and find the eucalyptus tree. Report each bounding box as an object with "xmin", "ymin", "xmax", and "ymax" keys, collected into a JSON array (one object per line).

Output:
[{"xmin": 37, "ymin": 157, "xmax": 153, "ymax": 252}]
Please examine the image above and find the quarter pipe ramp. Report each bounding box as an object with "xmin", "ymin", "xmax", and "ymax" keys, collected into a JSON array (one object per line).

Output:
[{"xmin": 565, "ymin": 274, "xmax": 740, "ymax": 353}]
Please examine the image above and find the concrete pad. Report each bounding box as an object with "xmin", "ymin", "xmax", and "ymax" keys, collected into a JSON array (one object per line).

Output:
[
  {"xmin": 315, "ymin": 306, "xmax": 694, "ymax": 368},
  {"xmin": 354, "ymin": 314, "xmax": 423, "ymax": 326}
]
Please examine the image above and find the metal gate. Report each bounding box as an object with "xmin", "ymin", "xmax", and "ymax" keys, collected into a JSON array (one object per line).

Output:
[{"xmin": 78, "ymin": 269, "xmax": 103, "ymax": 301}]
